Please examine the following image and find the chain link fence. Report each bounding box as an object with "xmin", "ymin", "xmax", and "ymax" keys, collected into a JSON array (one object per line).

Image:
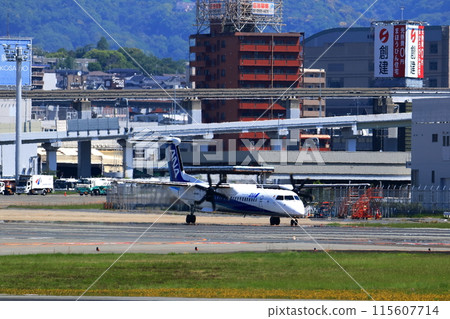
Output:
[
  {"xmin": 105, "ymin": 182, "xmax": 188, "ymax": 211},
  {"xmin": 106, "ymin": 182, "xmax": 450, "ymax": 217}
]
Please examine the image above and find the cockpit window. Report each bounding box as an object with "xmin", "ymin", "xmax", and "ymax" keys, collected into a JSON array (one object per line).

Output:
[
  {"xmin": 294, "ymin": 196, "xmax": 300, "ymax": 201},
  {"xmin": 276, "ymin": 195, "xmax": 283, "ymax": 200},
  {"xmin": 285, "ymin": 195, "xmax": 295, "ymax": 200}
]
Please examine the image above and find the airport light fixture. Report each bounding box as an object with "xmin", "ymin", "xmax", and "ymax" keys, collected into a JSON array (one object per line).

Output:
[{"xmin": 2, "ymin": 43, "xmax": 32, "ymax": 180}]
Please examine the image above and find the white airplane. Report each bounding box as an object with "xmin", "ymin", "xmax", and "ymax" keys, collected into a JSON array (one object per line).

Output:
[{"xmin": 165, "ymin": 138, "xmax": 306, "ymax": 226}]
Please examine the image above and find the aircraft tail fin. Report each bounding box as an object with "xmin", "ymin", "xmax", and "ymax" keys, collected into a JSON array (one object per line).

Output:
[{"xmin": 167, "ymin": 138, "xmax": 197, "ymax": 183}]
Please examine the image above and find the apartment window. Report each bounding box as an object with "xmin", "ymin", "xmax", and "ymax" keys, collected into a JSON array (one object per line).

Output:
[
  {"xmin": 429, "ymin": 43, "xmax": 438, "ymax": 54},
  {"xmin": 429, "ymin": 61, "xmax": 438, "ymax": 71},
  {"xmin": 432, "ymin": 133, "xmax": 438, "ymax": 142},
  {"xmin": 328, "ymin": 78, "xmax": 343, "ymax": 88},
  {"xmin": 432, "ymin": 170, "xmax": 435, "ymax": 184},
  {"xmin": 443, "ymin": 135, "xmax": 450, "ymax": 147},
  {"xmin": 428, "ymin": 79, "xmax": 438, "ymax": 87},
  {"xmin": 328, "ymin": 63, "xmax": 344, "ymax": 72}
]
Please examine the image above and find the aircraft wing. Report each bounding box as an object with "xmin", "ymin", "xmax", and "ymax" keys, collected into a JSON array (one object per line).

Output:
[{"xmin": 114, "ymin": 179, "xmax": 231, "ymax": 188}]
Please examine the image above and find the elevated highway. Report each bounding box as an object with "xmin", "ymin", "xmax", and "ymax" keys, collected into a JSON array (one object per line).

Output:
[
  {"xmin": 132, "ymin": 113, "xmax": 411, "ymax": 139},
  {"xmin": 1, "ymin": 87, "xmax": 450, "ymax": 101},
  {"xmin": 0, "ymin": 113, "xmax": 411, "ymax": 145},
  {"xmin": 0, "ymin": 86, "xmax": 416, "ymax": 180}
]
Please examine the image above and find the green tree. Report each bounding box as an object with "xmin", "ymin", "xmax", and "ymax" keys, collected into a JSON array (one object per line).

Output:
[
  {"xmin": 88, "ymin": 62, "xmax": 103, "ymax": 72},
  {"xmin": 96, "ymin": 36, "xmax": 110, "ymax": 50},
  {"xmin": 84, "ymin": 49, "xmax": 132, "ymax": 71}
]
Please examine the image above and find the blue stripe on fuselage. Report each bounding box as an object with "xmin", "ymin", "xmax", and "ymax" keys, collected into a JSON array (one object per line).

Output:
[{"xmin": 212, "ymin": 196, "xmax": 286, "ymax": 217}]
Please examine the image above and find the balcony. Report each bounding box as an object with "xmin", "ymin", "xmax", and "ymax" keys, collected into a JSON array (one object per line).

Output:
[
  {"xmin": 239, "ymin": 102, "xmax": 285, "ymax": 110},
  {"xmin": 190, "ymin": 60, "xmax": 206, "ymax": 68},
  {"xmin": 240, "ymin": 74, "xmax": 300, "ymax": 81},
  {"xmin": 240, "ymin": 44, "xmax": 301, "ymax": 53},
  {"xmin": 239, "ymin": 117, "xmax": 272, "ymax": 121},
  {"xmin": 304, "ymin": 77, "xmax": 326, "ymax": 85},
  {"xmin": 239, "ymin": 132, "xmax": 269, "ymax": 139},
  {"xmin": 189, "ymin": 46, "xmax": 206, "ymax": 53},
  {"xmin": 240, "ymin": 59, "xmax": 301, "ymax": 67},
  {"xmin": 273, "ymin": 60, "xmax": 301, "ymax": 67},
  {"xmin": 239, "ymin": 44, "xmax": 271, "ymax": 52},
  {"xmin": 190, "ymin": 75, "xmax": 206, "ymax": 82},
  {"xmin": 240, "ymin": 59, "xmax": 271, "ymax": 66},
  {"xmin": 273, "ymin": 44, "xmax": 301, "ymax": 52},
  {"xmin": 240, "ymin": 74, "xmax": 271, "ymax": 81}
]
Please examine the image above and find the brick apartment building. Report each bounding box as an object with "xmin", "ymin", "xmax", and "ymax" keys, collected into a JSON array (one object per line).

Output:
[{"xmin": 189, "ymin": 31, "xmax": 304, "ymax": 150}]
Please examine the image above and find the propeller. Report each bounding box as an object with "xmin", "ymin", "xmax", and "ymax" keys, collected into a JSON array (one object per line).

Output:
[
  {"xmin": 195, "ymin": 174, "xmax": 226, "ymax": 211},
  {"xmin": 290, "ymin": 175, "xmax": 314, "ymax": 204}
]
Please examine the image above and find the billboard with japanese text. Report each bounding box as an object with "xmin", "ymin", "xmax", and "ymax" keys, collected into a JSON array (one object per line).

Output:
[
  {"xmin": 374, "ymin": 25, "xmax": 394, "ymax": 77},
  {"xmin": 0, "ymin": 38, "xmax": 32, "ymax": 86},
  {"xmin": 209, "ymin": 1, "xmax": 225, "ymax": 18},
  {"xmin": 374, "ymin": 24, "xmax": 424, "ymax": 79},
  {"xmin": 252, "ymin": 1, "xmax": 275, "ymax": 15}
]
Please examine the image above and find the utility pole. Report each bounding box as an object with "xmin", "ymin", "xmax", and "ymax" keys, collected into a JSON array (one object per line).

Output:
[{"xmin": 2, "ymin": 43, "xmax": 31, "ymax": 180}]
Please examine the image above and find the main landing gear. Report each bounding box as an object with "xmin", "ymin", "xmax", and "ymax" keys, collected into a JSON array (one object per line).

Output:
[
  {"xmin": 269, "ymin": 216, "xmax": 280, "ymax": 226},
  {"xmin": 269, "ymin": 217, "xmax": 298, "ymax": 226},
  {"xmin": 186, "ymin": 214, "xmax": 196, "ymax": 224},
  {"xmin": 186, "ymin": 206, "xmax": 197, "ymax": 224}
]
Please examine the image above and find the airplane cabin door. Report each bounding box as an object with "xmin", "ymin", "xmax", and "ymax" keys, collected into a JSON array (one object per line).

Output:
[{"xmin": 259, "ymin": 195, "xmax": 268, "ymax": 208}]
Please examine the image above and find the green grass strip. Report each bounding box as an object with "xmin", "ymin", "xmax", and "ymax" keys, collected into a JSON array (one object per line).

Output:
[{"xmin": 0, "ymin": 252, "xmax": 448, "ymax": 300}]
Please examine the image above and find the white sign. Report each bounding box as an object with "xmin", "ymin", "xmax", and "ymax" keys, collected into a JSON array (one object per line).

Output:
[
  {"xmin": 405, "ymin": 25, "xmax": 424, "ymax": 78},
  {"xmin": 374, "ymin": 24, "xmax": 424, "ymax": 79},
  {"xmin": 252, "ymin": 1, "xmax": 275, "ymax": 15},
  {"xmin": 374, "ymin": 25, "xmax": 394, "ymax": 78},
  {"xmin": 0, "ymin": 38, "xmax": 32, "ymax": 86}
]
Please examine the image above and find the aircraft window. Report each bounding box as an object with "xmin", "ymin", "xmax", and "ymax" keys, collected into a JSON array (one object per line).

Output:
[
  {"xmin": 276, "ymin": 195, "xmax": 284, "ymax": 200},
  {"xmin": 285, "ymin": 195, "xmax": 295, "ymax": 200},
  {"xmin": 294, "ymin": 196, "xmax": 300, "ymax": 200}
]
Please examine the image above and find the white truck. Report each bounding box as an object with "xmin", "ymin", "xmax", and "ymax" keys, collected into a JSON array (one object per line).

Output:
[{"xmin": 15, "ymin": 175, "xmax": 54, "ymax": 195}]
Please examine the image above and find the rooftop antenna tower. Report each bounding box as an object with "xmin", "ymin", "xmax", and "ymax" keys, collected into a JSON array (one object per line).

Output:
[{"xmin": 195, "ymin": 0, "xmax": 284, "ymax": 34}]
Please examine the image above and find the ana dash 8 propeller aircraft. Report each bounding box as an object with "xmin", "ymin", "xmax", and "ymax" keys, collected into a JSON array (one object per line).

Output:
[{"xmin": 165, "ymin": 138, "xmax": 307, "ymax": 226}]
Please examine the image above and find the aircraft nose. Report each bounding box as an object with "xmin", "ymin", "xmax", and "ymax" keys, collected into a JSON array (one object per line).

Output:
[{"xmin": 289, "ymin": 203, "xmax": 305, "ymax": 217}]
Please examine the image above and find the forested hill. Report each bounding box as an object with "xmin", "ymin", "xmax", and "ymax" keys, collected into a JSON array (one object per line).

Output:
[{"xmin": 1, "ymin": 0, "xmax": 449, "ymax": 60}]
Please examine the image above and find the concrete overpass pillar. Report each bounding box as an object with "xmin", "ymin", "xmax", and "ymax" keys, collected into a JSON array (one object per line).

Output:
[
  {"xmin": 72, "ymin": 99, "xmax": 92, "ymax": 119},
  {"xmin": 77, "ymin": 140, "xmax": 91, "ymax": 178},
  {"xmin": 118, "ymin": 139, "xmax": 134, "ymax": 179},
  {"xmin": 42, "ymin": 142, "xmax": 60, "ymax": 174},
  {"xmin": 286, "ymin": 97, "xmax": 300, "ymax": 149},
  {"xmin": 183, "ymin": 98, "xmax": 202, "ymax": 124}
]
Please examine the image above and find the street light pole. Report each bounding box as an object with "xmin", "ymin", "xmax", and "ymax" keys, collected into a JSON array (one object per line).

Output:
[{"xmin": 3, "ymin": 43, "xmax": 31, "ymax": 181}]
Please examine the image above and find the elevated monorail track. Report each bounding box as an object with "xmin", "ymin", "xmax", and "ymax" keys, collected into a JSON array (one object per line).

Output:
[{"xmin": 1, "ymin": 87, "xmax": 450, "ymax": 101}]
